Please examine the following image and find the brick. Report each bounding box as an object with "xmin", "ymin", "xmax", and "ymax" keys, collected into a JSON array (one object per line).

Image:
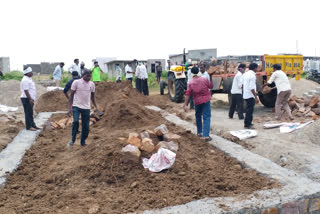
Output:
[
  {"xmin": 261, "ymin": 207, "xmax": 278, "ymax": 214},
  {"xmin": 140, "ymin": 138, "xmax": 155, "ymax": 153},
  {"xmin": 309, "ymin": 198, "xmax": 320, "ymax": 212},
  {"xmin": 127, "ymin": 133, "xmax": 141, "ymax": 148}
]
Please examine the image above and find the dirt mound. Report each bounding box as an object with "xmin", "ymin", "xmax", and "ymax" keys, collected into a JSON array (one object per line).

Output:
[
  {"xmin": 0, "ymin": 80, "xmax": 47, "ymax": 107},
  {"xmin": 35, "ymin": 90, "xmax": 68, "ymax": 112},
  {"xmin": 296, "ymin": 120, "xmax": 320, "ymax": 145},
  {"xmin": 0, "ymin": 122, "xmax": 278, "ymax": 213}
]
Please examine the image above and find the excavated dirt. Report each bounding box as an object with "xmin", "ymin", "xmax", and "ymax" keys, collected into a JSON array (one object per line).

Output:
[
  {"xmin": 0, "ymin": 82, "xmax": 278, "ymax": 214},
  {"xmin": 35, "ymin": 90, "xmax": 68, "ymax": 112},
  {"xmin": 0, "ymin": 118, "xmax": 24, "ymax": 151}
]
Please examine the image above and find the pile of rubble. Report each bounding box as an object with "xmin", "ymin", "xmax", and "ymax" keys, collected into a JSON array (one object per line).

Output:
[
  {"xmin": 46, "ymin": 112, "xmax": 103, "ymax": 130},
  {"xmin": 208, "ymin": 61, "xmax": 263, "ymax": 75},
  {"xmin": 121, "ymin": 124, "xmax": 180, "ymax": 164},
  {"xmin": 289, "ymin": 94, "xmax": 320, "ymax": 119}
]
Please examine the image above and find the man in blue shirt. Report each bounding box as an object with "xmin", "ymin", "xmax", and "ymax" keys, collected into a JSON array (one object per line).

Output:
[{"xmin": 64, "ymin": 71, "xmax": 80, "ymax": 99}]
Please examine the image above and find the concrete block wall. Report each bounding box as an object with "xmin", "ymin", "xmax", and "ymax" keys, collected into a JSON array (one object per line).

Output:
[{"xmin": 0, "ymin": 57, "xmax": 10, "ymax": 73}]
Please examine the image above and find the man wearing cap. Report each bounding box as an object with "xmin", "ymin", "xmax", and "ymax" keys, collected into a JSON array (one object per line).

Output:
[
  {"xmin": 53, "ymin": 62, "xmax": 65, "ymax": 87},
  {"xmin": 63, "ymin": 71, "xmax": 80, "ymax": 99},
  {"xmin": 20, "ymin": 67, "xmax": 39, "ymax": 131}
]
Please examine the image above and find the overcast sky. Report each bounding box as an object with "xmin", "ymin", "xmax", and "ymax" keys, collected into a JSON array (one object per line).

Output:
[{"xmin": 1, "ymin": 0, "xmax": 319, "ymax": 70}]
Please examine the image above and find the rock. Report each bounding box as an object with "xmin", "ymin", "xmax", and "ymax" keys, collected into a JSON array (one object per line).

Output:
[
  {"xmin": 90, "ymin": 118, "xmax": 97, "ymax": 124},
  {"xmin": 296, "ymin": 112, "xmax": 304, "ymax": 117},
  {"xmin": 312, "ymin": 107, "xmax": 320, "ymax": 115},
  {"xmin": 130, "ymin": 181, "xmax": 138, "ymax": 188},
  {"xmin": 305, "ymin": 111, "xmax": 314, "ymax": 117},
  {"xmin": 304, "ymin": 107, "xmax": 311, "ymax": 115},
  {"xmin": 164, "ymin": 133, "xmax": 181, "ymax": 141},
  {"xmin": 178, "ymin": 171, "xmax": 186, "ymax": 176},
  {"xmin": 288, "ymin": 100, "xmax": 297, "ymax": 110},
  {"xmin": 146, "ymin": 130, "xmax": 156, "ymax": 138},
  {"xmin": 140, "ymin": 138, "xmax": 155, "ymax": 153},
  {"xmin": 296, "ymin": 98, "xmax": 305, "ymax": 104},
  {"xmin": 51, "ymin": 122, "xmax": 58, "ymax": 129},
  {"xmin": 298, "ymin": 107, "xmax": 305, "ymax": 113},
  {"xmin": 232, "ymin": 164, "xmax": 242, "ymax": 170},
  {"xmin": 310, "ymin": 95, "xmax": 319, "ymax": 108},
  {"xmin": 290, "ymin": 95, "xmax": 297, "ymax": 101},
  {"xmin": 88, "ymin": 204, "xmax": 100, "ymax": 214},
  {"xmin": 155, "ymin": 141, "xmax": 179, "ymax": 153},
  {"xmin": 304, "ymin": 98, "xmax": 311, "ymax": 107},
  {"xmin": 140, "ymin": 131, "xmax": 150, "ymax": 140},
  {"xmin": 312, "ymin": 115, "xmax": 319, "ymax": 120},
  {"xmin": 121, "ymin": 145, "xmax": 141, "ymax": 163},
  {"xmin": 291, "ymin": 109, "xmax": 298, "ymax": 116},
  {"xmin": 127, "ymin": 133, "xmax": 141, "ymax": 148},
  {"xmin": 118, "ymin": 137, "xmax": 126, "ymax": 141},
  {"xmin": 154, "ymin": 124, "xmax": 169, "ymax": 136}
]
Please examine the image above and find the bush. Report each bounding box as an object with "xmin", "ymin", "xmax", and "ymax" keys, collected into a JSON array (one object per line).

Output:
[
  {"xmin": 0, "ymin": 71, "xmax": 24, "ymax": 81},
  {"xmin": 161, "ymin": 70, "xmax": 168, "ymax": 79},
  {"xmin": 101, "ymin": 73, "xmax": 109, "ymax": 82},
  {"xmin": 61, "ymin": 73, "xmax": 72, "ymax": 87}
]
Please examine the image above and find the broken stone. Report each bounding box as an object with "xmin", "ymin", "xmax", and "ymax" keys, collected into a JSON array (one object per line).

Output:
[
  {"xmin": 90, "ymin": 118, "xmax": 97, "ymax": 124},
  {"xmin": 164, "ymin": 133, "xmax": 181, "ymax": 141},
  {"xmin": 291, "ymin": 109, "xmax": 298, "ymax": 116},
  {"xmin": 304, "ymin": 107, "xmax": 311, "ymax": 115},
  {"xmin": 118, "ymin": 137, "xmax": 126, "ymax": 141},
  {"xmin": 121, "ymin": 144, "xmax": 141, "ymax": 163},
  {"xmin": 146, "ymin": 130, "xmax": 156, "ymax": 138},
  {"xmin": 155, "ymin": 141, "xmax": 179, "ymax": 153},
  {"xmin": 288, "ymin": 100, "xmax": 297, "ymax": 110},
  {"xmin": 140, "ymin": 138, "xmax": 155, "ymax": 153},
  {"xmin": 312, "ymin": 107, "xmax": 320, "ymax": 115},
  {"xmin": 178, "ymin": 171, "xmax": 186, "ymax": 176},
  {"xmin": 290, "ymin": 95, "xmax": 297, "ymax": 101},
  {"xmin": 130, "ymin": 181, "xmax": 138, "ymax": 188},
  {"xmin": 304, "ymin": 99, "xmax": 311, "ymax": 107},
  {"xmin": 296, "ymin": 98, "xmax": 305, "ymax": 104},
  {"xmin": 232, "ymin": 164, "xmax": 242, "ymax": 170},
  {"xmin": 127, "ymin": 133, "xmax": 141, "ymax": 148},
  {"xmin": 296, "ymin": 112, "xmax": 303, "ymax": 117},
  {"xmin": 298, "ymin": 107, "xmax": 305, "ymax": 113},
  {"xmin": 312, "ymin": 115, "xmax": 319, "ymax": 120},
  {"xmin": 305, "ymin": 111, "xmax": 314, "ymax": 117},
  {"xmin": 140, "ymin": 131, "xmax": 150, "ymax": 140},
  {"xmin": 310, "ymin": 95, "xmax": 319, "ymax": 108},
  {"xmin": 51, "ymin": 122, "xmax": 58, "ymax": 129},
  {"xmin": 154, "ymin": 124, "xmax": 169, "ymax": 136},
  {"xmin": 88, "ymin": 204, "xmax": 100, "ymax": 214}
]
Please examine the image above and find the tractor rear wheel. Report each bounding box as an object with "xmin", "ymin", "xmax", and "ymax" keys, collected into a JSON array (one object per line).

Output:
[{"xmin": 168, "ymin": 72, "xmax": 185, "ymax": 103}]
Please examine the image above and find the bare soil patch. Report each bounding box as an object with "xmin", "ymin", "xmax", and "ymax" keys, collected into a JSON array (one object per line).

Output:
[{"xmin": 0, "ymin": 82, "xmax": 278, "ymax": 214}]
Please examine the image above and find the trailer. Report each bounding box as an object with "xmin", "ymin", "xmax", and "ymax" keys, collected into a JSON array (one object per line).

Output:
[
  {"xmin": 210, "ymin": 55, "xmax": 303, "ymax": 107},
  {"xmin": 161, "ymin": 54, "xmax": 304, "ymax": 108}
]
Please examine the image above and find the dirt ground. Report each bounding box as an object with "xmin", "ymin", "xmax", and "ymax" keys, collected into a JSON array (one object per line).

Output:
[
  {"xmin": 0, "ymin": 82, "xmax": 278, "ymax": 214},
  {"xmin": 157, "ymin": 79, "xmax": 320, "ymax": 183}
]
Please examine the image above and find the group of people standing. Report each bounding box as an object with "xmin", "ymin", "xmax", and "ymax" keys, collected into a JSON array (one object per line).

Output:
[
  {"xmin": 53, "ymin": 59, "xmax": 104, "ymax": 87},
  {"xmin": 125, "ymin": 62, "xmax": 150, "ymax": 96},
  {"xmin": 184, "ymin": 61, "xmax": 293, "ymax": 142}
]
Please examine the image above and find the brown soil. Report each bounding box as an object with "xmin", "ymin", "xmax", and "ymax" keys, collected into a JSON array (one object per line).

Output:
[
  {"xmin": 35, "ymin": 90, "xmax": 68, "ymax": 112},
  {"xmin": 0, "ymin": 82, "xmax": 279, "ymax": 214},
  {"xmin": 0, "ymin": 118, "xmax": 24, "ymax": 151}
]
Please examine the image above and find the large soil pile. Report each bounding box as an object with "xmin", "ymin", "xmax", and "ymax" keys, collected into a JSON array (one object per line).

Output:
[
  {"xmin": 35, "ymin": 90, "xmax": 68, "ymax": 112},
  {"xmin": 0, "ymin": 80, "xmax": 47, "ymax": 107},
  {"xmin": 0, "ymin": 81, "xmax": 279, "ymax": 213}
]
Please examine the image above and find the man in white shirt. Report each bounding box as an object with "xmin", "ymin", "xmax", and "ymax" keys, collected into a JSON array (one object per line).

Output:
[
  {"xmin": 200, "ymin": 61, "xmax": 210, "ymax": 81},
  {"xmin": 20, "ymin": 67, "xmax": 39, "ymax": 131},
  {"xmin": 229, "ymin": 64, "xmax": 245, "ymax": 120},
  {"xmin": 135, "ymin": 62, "xmax": 143, "ymax": 93},
  {"xmin": 125, "ymin": 62, "xmax": 134, "ymax": 83},
  {"xmin": 140, "ymin": 63, "xmax": 149, "ymax": 96},
  {"xmin": 53, "ymin": 62, "xmax": 65, "ymax": 86},
  {"xmin": 242, "ymin": 63, "xmax": 260, "ymax": 129},
  {"xmin": 68, "ymin": 58, "xmax": 80, "ymax": 75},
  {"xmin": 267, "ymin": 64, "xmax": 293, "ymax": 120}
]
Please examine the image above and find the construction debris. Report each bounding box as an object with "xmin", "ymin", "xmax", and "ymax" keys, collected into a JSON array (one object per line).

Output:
[{"xmin": 289, "ymin": 94, "xmax": 320, "ymax": 119}]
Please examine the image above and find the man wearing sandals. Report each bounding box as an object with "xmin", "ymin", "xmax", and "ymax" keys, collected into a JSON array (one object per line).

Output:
[{"xmin": 184, "ymin": 67, "xmax": 214, "ymax": 142}]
